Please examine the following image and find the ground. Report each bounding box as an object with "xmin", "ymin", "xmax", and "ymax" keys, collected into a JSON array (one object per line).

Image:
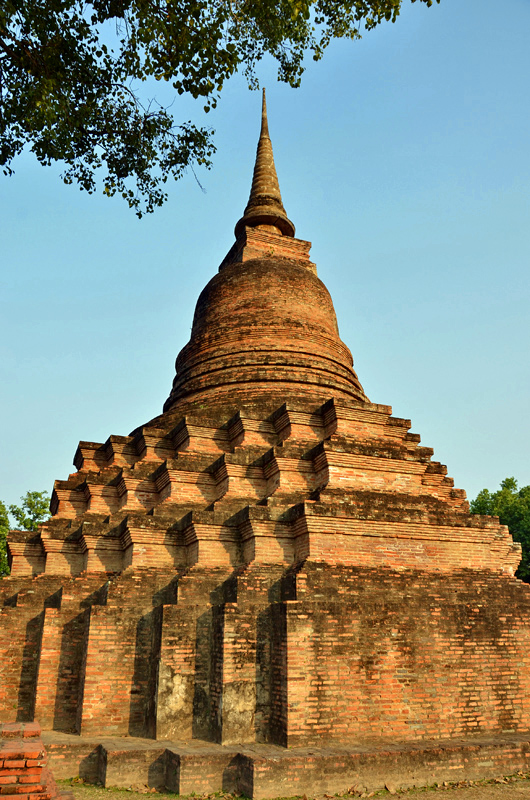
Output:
[{"xmin": 61, "ymin": 773, "xmax": 530, "ymax": 800}]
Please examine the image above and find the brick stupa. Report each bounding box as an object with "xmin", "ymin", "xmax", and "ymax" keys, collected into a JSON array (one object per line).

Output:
[{"xmin": 3, "ymin": 92, "xmax": 530, "ymax": 797}]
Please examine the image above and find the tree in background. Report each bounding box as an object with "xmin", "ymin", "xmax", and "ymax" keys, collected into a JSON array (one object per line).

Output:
[
  {"xmin": 0, "ymin": 0, "xmax": 439, "ymax": 215},
  {"xmin": 0, "ymin": 491, "xmax": 50, "ymax": 578},
  {"xmin": 0, "ymin": 501, "xmax": 9, "ymax": 577},
  {"xmin": 470, "ymin": 478, "xmax": 530, "ymax": 583},
  {"xmin": 9, "ymin": 490, "xmax": 51, "ymax": 531}
]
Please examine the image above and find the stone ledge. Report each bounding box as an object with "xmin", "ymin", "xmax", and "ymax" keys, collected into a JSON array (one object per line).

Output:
[{"xmin": 43, "ymin": 731, "xmax": 530, "ymax": 799}]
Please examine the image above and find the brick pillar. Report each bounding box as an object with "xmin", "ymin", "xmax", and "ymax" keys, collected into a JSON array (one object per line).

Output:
[
  {"xmin": 79, "ymin": 606, "xmax": 134, "ymax": 736},
  {"xmin": 269, "ymin": 602, "xmax": 287, "ymax": 746},
  {"xmin": 34, "ymin": 608, "xmax": 89, "ymax": 734},
  {"xmin": 79, "ymin": 604, "xmax": 162, "ymax": 737},
  {"xmin": 156, "ymin": 604, "xmax": 198, "ymax": 740},
  {"xmin": 215, "ymin": 602, "xmax": 257, "ymax": 745},
  {"xmin": 33, "ymin": 609, "xmax": 60, "ymax": 730}
]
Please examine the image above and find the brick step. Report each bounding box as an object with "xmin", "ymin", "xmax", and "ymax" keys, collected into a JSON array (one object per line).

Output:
[
  {"xmin": 54, "ymin": 398, "xmax": 441, "ymax": 526},
  {"xmin": 45, "ymin": 398, "xmax": 472, "ymax": 552},
  {"xmin": 70, "ymin": 409, "xmax": 285, "ymax": 486},
  {"xmin": 0, "ymin": 723, "xmax": 71, "ymax": 800},
  {"xmin": 313, "ymin": 435, "xmax": 435, "ymax": 463},
  {"xmin": 43, "ymin": 731, "xmax": 530, "ymax": 799},
  {"xmin": 0, "ymin": 572, "xmax": 180, "ymax": 730},
  {"xmin": 8, "ymin": 472, "xmax": 504, "ymax": 578},
  {"xmin": 321, "ymin": 398, "xmax": 414, "ymax": 442}
]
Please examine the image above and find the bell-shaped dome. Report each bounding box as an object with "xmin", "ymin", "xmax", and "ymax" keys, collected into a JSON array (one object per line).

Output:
[
  {"xmin": 163, "ymin": 254, "xmax": 366, "ymax": 412},
  {"xmin": 163, "ymin": 91, "xmax": 367, "ymax": 413}
]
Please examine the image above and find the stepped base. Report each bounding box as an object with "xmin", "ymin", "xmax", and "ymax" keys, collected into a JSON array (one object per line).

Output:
[{"xmin": 43, "ymin": 731, "xmax": 530, "ymax": 798}]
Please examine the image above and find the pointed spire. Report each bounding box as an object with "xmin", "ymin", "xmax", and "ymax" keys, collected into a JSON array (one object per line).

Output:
[{"xmin": 234, "ymin": 89, "xmax": 295, "ymax": 239}]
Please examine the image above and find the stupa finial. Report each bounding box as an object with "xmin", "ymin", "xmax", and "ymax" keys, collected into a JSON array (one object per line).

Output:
[
  {"xmin": 234, "ymin": 89, "xmax": 295, "ymax": 239},
  {"xmin": 261, "ymin": 86, "xmax": 270, "ymax": 137}
]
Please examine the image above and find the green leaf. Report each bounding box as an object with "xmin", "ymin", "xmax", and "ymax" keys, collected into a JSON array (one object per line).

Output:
[
  {"xmin": 0, "ymin": 0, "xmax": 439, "ymax": 215},
  {"xmin": 470, "ymin": 478, "xmax": 530, "ymax": 582}
]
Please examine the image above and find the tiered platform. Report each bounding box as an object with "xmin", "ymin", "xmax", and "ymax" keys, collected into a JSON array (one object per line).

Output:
[{"xmin": 9, "ymin": 399, "xmax": 516, "ymax": 578}]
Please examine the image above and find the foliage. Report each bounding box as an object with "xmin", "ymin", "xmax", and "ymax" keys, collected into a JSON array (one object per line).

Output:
[
  {"xmin": 1, "ymin": 0, "xmax": 439, "ymax": 215},
  {"xmin": 0, "ymin": 501, "xmax": 9, "ymax": 577},
  {"xmin": 0, "ymin": 491, "xmax": 50, "ymax": 578},
  {"xmin": 9, "ymin": 490, "xmax": 51, "ymax": 531},
  {"xmin": 470, "ymin": 477, "xmax": 530, "ymax": 582}
]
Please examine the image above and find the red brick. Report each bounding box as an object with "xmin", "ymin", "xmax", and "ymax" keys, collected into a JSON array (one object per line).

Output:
[{"xmin": 21, "ymin": 727, "xmax": 40, "ymax": 741}]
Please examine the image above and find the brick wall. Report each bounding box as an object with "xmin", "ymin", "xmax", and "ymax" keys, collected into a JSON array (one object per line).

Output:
[
  {"xmin": 277, "ymin": 565, "xmax": 530, "ymax": 747},
  {"xmin": 3, "ymin": 563, "xmax": 530, "ymax": 749}
]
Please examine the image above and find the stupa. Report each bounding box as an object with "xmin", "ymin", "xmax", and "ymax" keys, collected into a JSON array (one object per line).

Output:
[{"xmin": 3, "ymin": 92, "xmax": 530, "ymax": 798}]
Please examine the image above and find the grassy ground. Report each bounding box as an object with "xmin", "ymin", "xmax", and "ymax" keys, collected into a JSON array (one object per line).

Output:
[{"xmin": 59, "ymin": 772, "xmax": 530, "ymax": 800}]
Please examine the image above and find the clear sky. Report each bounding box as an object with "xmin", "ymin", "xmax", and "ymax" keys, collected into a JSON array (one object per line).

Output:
[{"xmin": 1, "ymin": 0, "xmax": 529, "ymax": 515}]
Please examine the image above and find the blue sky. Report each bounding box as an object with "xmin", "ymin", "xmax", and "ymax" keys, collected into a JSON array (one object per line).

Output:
[{"xmin": 1, "ymin": 0, "xmax": 529, "ymax": 514}]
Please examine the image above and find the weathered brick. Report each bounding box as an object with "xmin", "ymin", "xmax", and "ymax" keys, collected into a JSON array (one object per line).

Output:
[{"xmin": 2, "ymin": 96, "xmax": 529, "ymax": 798}]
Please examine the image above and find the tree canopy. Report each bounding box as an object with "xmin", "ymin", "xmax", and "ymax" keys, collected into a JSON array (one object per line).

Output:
[
  {"xmin": 470, "ymin": 477, "xmax": 530, "ymax": 583},
  {"xmin": 0, "ymin": 490, "xmax": 50, "ymax": 577},
  {"xmin": 9, "ymin": 490, "xmax": 51, "ymax": 531},
  {"xmin": 1, "ymin": 0, "xmax": 439, "ymax": 215}
]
